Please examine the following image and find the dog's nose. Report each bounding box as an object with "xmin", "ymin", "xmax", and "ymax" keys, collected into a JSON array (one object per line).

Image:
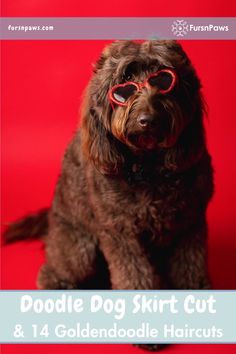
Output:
[{"xmin": 137, "ymin": 115, "xmax": 155, "ymax": 128}]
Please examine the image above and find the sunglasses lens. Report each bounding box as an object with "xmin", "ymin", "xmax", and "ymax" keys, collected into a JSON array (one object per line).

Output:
[
  {"xmin": 149, "ymin": 71, "xmax": 174, "ymax": 92},
  {"xmin": 112, "ymin": 84, "xmax": 137, "ymax": 103}
]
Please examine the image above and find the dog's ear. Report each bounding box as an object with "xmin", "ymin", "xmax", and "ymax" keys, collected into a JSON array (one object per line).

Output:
[
  {"xmin": 80, "ymin": 42, "xmax": 132, "ymax": 175},
  {"xmin": 80, "ymin": 104, "xmax": 124, "ymax": 176},
  {"xmin": 164, "ymin": 92, "xmax": 206, "ymax": 171}
]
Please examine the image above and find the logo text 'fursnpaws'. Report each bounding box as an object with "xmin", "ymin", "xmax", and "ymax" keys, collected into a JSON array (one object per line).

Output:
[{"xmin": 172, "ymin": 20, "xmax": 229, "ymax": 37}]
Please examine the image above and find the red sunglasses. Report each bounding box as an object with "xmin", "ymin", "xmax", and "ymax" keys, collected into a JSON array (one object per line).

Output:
[{"xmin": 108, "ymin": 69, "xmax": 177, "ymax": 109}]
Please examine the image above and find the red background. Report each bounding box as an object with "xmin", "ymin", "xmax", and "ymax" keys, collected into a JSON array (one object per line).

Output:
[{"xmin": 1, "ymin": 0, "xmax": 236, "ymax": 353}]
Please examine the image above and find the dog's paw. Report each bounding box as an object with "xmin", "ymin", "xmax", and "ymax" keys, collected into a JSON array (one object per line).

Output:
[
  {"xmin": 37, "ymin": 264, "xmax": 76, "ymax": 290},
  {"xmin": 134, "ymin": 344, "xmax": 166, "ymax": 351}
]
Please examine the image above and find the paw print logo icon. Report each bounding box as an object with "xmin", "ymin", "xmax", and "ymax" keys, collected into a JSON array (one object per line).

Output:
[{"xmin": 172, "ymin": 20, "xmax": 188, "ymax": 37}]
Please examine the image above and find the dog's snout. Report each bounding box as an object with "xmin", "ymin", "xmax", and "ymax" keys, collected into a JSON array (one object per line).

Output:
[{"xmin": 137, "ymin": 114, "xmax": 155, "ymax": 128}]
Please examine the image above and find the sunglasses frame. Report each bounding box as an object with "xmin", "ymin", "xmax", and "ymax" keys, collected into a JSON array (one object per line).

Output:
[{"xmin": 108, "ymin": 69, "xmax": 177, "ymax": 109}]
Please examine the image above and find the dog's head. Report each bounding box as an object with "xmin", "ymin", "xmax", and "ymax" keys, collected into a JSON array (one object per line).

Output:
[{"xmin": 81, "ymin": 40, "xmax": 206, "ymax": 175}]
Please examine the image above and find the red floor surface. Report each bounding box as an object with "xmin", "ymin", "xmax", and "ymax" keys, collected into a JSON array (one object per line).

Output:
[{"xmin": 2, "ymin": 0, "xmax": 236, "ymax": 353}]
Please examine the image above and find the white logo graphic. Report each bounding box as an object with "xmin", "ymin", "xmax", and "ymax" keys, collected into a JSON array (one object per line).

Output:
[{"xmin": 172, "ymin": 20, "xmax": 188, "ymax": 37}]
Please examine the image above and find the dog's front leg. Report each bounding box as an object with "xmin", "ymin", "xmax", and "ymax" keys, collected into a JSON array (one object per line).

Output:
[
  {"xmin": 99, "ymin": 233, "xmax": 158, "ymax": 290},
  {"xmin": 167, "ymin": 222, "xmax": 211, "ymax": 289}
]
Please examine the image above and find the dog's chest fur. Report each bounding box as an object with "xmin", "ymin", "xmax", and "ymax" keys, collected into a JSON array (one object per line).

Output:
[
  {"xmin": 55, "ymin": 135, "xmax": 212, "ymax": 249},
  {"xmin": 86, "ymin": 156, "xmax": 204, "ymax": 246}
]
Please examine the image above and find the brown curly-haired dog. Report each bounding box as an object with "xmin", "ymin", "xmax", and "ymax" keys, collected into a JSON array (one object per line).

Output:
[{"xmin": 5, "ymin": 40, "xmax": 214, "ymax": 350}]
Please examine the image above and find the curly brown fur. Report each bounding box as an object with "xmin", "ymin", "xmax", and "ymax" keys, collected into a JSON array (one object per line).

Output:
[
  {"xmin": 3, "ymin": 209, "xmax": 48, "ymax": 244},
  {"xmin": 4, "ymin": 40, "xmax": 214, "ymax": 351}
]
